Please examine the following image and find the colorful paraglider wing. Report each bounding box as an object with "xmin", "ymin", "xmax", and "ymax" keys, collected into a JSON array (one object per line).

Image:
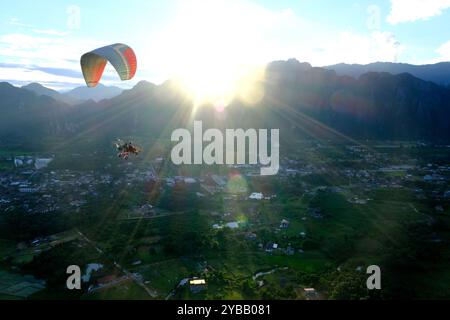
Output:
[{"xmin": 80, "ymin": 43, "xmax": 137, "ymax": 88}]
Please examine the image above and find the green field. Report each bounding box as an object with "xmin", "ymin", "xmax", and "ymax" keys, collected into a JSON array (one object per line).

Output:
[{"xmin": 0, "ymin": 270, "xmax": 46, "ymax": 299}]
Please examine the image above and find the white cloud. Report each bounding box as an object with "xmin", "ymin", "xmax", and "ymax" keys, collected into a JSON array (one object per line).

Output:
[
  {"xmin": 297, "ymin": 31, "xmax": 404, "ymax": 66},
  {"xmin": 7, "ymin": 17, "xmax": 34, "ymax": 28},
  {"xmin": 0, "ymin": 66, "xmax": 85, "ymax": 88},
  {"xmin": 147, "ymin": 0, "xmax": 305, "ymax": 79},
  {"xmin": 66, "ymin": 5, "xmax": 81, "ymax": 30},
  {"xmin": 148, "ymin": 0, "xmax": 404, "ymax": 70},
  {"xmin": 425, "ymin": 40, "xmax": 450, "ymax": 63},
  {"xmin": 387, "ymin": 0, "xmax": 450, "ymax": 24},
  {"xmin": 33, "ymin": 29, "xmax": 69, "ymax": 36},
  {"xmin": 436, "ymin": 40, "xmax": 450, "ymax": 60},
  {"xmin": 417, "ymin": 40, "xmax": 450, "ymax": 64},
  {"xmin": 6, "ymin": 17, "xmax": 68, "ymax": 36},
  {"xmin": 0, "ymin": 33, "xmax": 88, "ymax": 70},
  {"xmin": 0, "ymin": 33, "xmax": 124, "ymax": 89},
  {"xmin": 0, "ymin": 0, "xmax": 410, "ymax": 89}
]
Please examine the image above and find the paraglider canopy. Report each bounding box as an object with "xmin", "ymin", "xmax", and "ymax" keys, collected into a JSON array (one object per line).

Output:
[{"xmin": 80, "ymin": 43, "xmax": 137, "ymax": 88}]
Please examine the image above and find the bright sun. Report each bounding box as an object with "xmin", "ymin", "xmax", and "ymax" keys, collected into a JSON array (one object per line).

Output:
[{"xmin": 161, "ymin": 0, "xmax": 266, "ymax": 109}]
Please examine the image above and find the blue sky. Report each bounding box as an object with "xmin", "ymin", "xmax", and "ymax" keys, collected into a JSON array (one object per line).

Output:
[{"xmin": 1, "ymin": 0, "xmax": 450, "ymax": 90}]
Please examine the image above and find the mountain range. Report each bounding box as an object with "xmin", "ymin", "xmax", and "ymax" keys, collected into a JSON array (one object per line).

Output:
[
  {"xmin": 22, "ymin": 83, "xmax": 81, "ymax": 105},
  {"xmin": 64, "ymin": 84, "xmax": 123, "ymax": 102},
  {"xmin": 2, "ymin": 59, "xmax": 450, "ymax": 151},
  {"xmin": 325, "ymin": 62, "xmax": 450, "ymax": 86},
  {"xmin": 22, "ymin": 83, "xmax": 123, "ymax": 105}
]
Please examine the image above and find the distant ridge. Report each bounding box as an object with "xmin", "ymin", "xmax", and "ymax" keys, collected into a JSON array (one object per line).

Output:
[
  {"xmin": 2, "ymin": 58, "xmax": 450, "ymax": 148},
  {"xmin": 66, "ymin": 83, "xmax": 123, "ymax": 102},
  {"xmin": 22, "ymin": 83, "xmax": 80, "ymax": 105},
  {"xmin": 324, "ymin": 62, "xmax": 450, "ymax": 86}
]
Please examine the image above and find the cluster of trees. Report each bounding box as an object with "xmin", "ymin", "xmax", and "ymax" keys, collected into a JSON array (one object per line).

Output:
[{"xmin": 0, "ymin": 209, "xmax": 70, "ymax": 241}]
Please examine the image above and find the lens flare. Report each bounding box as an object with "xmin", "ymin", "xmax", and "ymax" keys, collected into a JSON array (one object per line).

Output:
[{"xmin": 226, "ymin": 171, "xmax": 248, "ymax": 194}]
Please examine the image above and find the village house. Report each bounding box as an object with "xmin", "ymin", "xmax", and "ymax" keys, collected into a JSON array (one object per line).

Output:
[
  {"xmin": 280, "ymin": 219, "xmax": 290, "ymax": 229},
  {"xmin": 249, "ymin": 192, "xmax": 263, "ymax": 200},
  {"xmin": 189, "ymin": 278, "xmax": 207, "ymax": 293},
  {"xmin": 304, "ymin": 288, "xmax": 318, "ymax": 300}
]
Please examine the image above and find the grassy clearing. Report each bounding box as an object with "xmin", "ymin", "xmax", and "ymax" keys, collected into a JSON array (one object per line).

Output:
[
  {"xmin": 0, "ymin": 269, "xmax": 46, "ymax": 299},
  {"xmin": 83, "ymin": 280, "xmax": 150, "ymax": 300}
]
